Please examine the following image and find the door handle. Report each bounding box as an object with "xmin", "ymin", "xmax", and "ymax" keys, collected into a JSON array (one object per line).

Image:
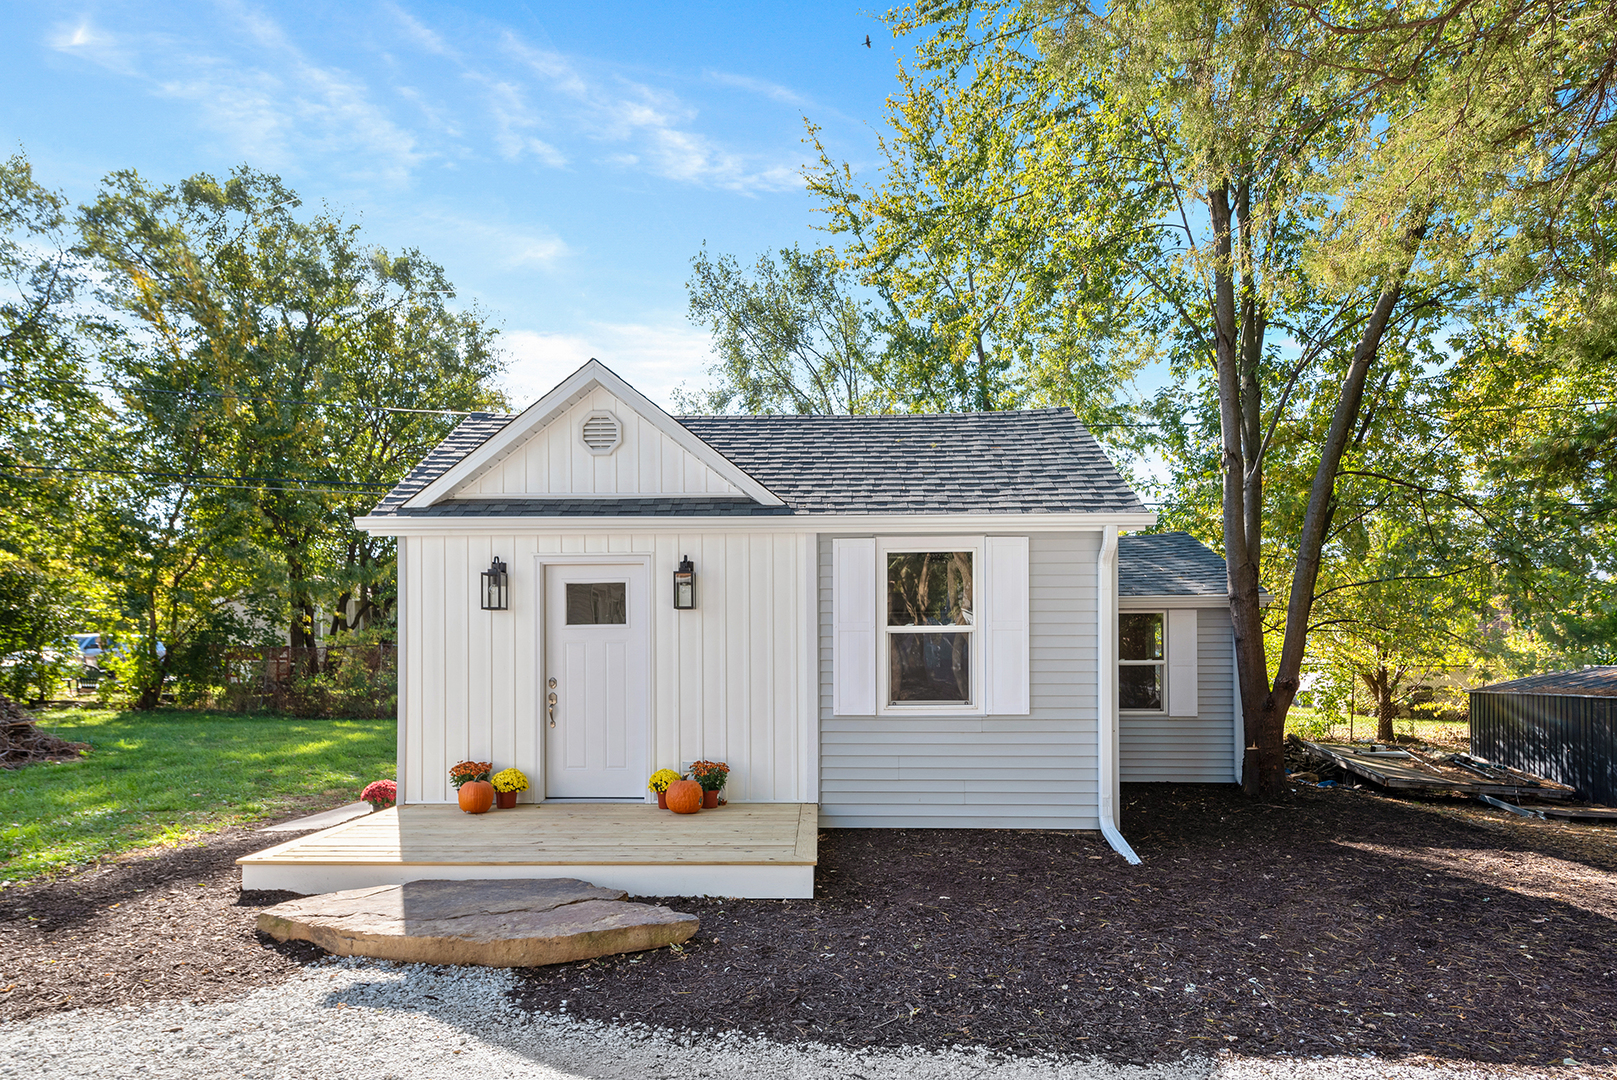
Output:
[{"xmin": 547, "ymin": 690, "xmax": 557, "ymax": 728}]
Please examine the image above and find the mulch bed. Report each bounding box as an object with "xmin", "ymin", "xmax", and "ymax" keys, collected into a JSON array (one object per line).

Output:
[
  {"xmin": 510, "ymin": 784, "xmax": 1617, "ymax": 1068},
  {"xmin": 0, "ymin": 822, "xmax": 323, "ymax": 1022},
  {"xmin": 4, "ymin": 783, "xmax": 1613, "ymax": 1070}
]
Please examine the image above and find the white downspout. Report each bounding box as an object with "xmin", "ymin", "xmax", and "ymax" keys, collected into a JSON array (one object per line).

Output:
[{"xmin": 1097, "ymin": 525, "xmax": 1141, "ymax": 864}]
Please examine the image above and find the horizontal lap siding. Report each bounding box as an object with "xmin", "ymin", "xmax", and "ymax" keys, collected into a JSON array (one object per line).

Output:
[
  {"xmin": 1119, "ymin": 605, "xmax": 1237, "ymax": 782},
  {"xmin": 402, "ymin": 531, "xmax": 813, "ymax": 805},
  {"xmin": 818, "ymin": 531, "xmax": 1100, "ymax": 829}
]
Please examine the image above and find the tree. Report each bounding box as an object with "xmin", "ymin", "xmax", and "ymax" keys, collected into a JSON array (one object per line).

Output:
[
  {"xmin": 834, "ymin": 0, "xmax": 1482, "ymax": 794},
  {"xmin": 1441, "ymin": 294, "xmax": 1617, "ymax": 662},
  {"xmin": 0, "ymin": 152, "xmax": 111, "ymax": 682},
  {"xmin": 78, "ymin": 167, "xmax": 506, "ymax": 656},
  {"xmin": 680, "ymin": 245, "xmax": 889, "ymax": 414},
  {"xmin": 805, "ymin": 35, "xmax": 1148, "ymax": 428}
]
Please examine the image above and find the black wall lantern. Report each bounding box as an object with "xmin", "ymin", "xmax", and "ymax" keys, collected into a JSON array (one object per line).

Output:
[
  {"xmin": 673, "ymin": 555, "xmax": 695, "ymax": 610},
  {"xmin": 481, "ymin": 557, "xmax": 510, "ymax": 611}
]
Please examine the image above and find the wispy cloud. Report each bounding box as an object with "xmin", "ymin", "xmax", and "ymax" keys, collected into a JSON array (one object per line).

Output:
[
  {"xmin": 44, "ymin": 3, "xmax": 806, "ymax": 195},
  {"xmin": 50, "ymin": 5, "xmax": 423, "ymax": 184},
  {"xmin": 500, "ymin": 34, "xmax": 802, "ymax": 194},
  {"xmin": 386, "ymin": 2, "xmax": 457, "ymax": 60},
  {"xmin": 502, "ymin": 322, "xmax": 712, "ymax": 407},
  {"xmin": 472, "ymin": 76, "xmax": 567, "ymax": 166},
  {"xmin": 703, "ymin": 69, "xmax": 813, "ymax": 109}
]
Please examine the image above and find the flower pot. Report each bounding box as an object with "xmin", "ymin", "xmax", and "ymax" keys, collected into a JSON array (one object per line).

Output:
[
  {"xmin": 702, "ymin": 789, "xmax": 719, "ymax": 809},
  {"xmin": 458, "ymin": 780, "xmax": 494, "ymax": 814},
  {"xmin": 656, "ymin": 790, "xmax": 668, "ymax": 809},
  {"xmin": 495, "ymin": 789, "xmax": 518, "ymax": 809}
]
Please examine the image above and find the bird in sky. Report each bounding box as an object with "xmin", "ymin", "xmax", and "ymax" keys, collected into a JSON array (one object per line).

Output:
[{"xmin": 864, "ymin": 34, "xmax": 871, "ymax": 47}]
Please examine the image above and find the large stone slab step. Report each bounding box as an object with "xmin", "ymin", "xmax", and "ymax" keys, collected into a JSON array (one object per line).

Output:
[{"xmin": 256, "ymin": 877, "xmax": 699, "ymax": 967}]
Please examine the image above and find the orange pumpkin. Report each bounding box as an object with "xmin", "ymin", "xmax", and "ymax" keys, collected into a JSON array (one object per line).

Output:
[
  {"xmin": 665, "ymin": 778, "xmax": 704, "ymax": 814},
  {"xmin": 458, "ymin": 779, "xmax": 494, "ymax": 814}
]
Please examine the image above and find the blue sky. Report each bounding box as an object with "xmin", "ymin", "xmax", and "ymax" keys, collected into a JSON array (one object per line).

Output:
[{"xmin": 2, "ymin": 1, "xmax": 903, "ymax": 407}]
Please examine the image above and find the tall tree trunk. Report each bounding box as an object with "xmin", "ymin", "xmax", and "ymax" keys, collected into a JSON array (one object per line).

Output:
[{"xmin": 1210, "ymin": 185, "xmax": 1278, "ymax": 796}]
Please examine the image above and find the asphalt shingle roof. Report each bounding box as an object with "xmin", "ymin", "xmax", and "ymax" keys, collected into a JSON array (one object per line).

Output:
[
  {"xmin": 368, "ymin": 408, "xmax": 1146, "ymax": 517},
  {"xmin": 1473, "ymin": 667, "xmax": 1617, "ymax": 698},
  {"xmin": 1117, "ymin": 532, "xmax": 1229, "ymax": 597}
]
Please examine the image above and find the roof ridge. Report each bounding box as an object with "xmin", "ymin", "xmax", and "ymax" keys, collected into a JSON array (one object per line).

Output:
[{"xmin": 676, "ymin": 406, "xmax": 1075, "ymax": 420}]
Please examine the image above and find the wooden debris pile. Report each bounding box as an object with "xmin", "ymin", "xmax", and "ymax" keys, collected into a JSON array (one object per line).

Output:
[{"xmin": 0, "ymin": 694, "xmax": 88, "ymax": 768}]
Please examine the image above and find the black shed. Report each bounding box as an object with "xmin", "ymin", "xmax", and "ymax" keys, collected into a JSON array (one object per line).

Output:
[{"xmin": 1470, "ymin": 667, "xmax": 1617, "ymax": 806}]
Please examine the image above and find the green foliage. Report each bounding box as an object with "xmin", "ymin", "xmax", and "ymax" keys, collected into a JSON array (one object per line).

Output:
[
  {"xmin": 0, "ymin": 709, "xmax": 395, "ymax": 883},
  {"xmin": 2, "ymin": 155, "xmax": 511, "ymax": 710},
  {"xmin": 78, "ymin": 166, "xmax": 507, "ymax": 668},
  {"xmin": 680, "ymin": 245, "xmax": 890, "ymax": 414},
  {"xmin": 0, "ymin": 556, "xmax": 76, "ymax": 703}
]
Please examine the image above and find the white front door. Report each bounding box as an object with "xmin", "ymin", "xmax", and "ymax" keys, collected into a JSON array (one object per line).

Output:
[{"xmin": 543, "ymin": 562, "xmax": 650, "ymax": 799}]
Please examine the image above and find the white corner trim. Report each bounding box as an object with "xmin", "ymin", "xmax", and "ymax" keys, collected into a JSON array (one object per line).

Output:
[
  {"xmin": 1096, "ymin": 525, "xmax": 1141, "ymax": 866},
  {"xmin": 400, "ymin": 359, "xmax": 785, "ymax": 509}
]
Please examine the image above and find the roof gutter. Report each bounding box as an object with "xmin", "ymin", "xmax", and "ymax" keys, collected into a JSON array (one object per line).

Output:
[
  {"xmin": 1097, "ymin": 524, "xmax": 1141, "ymax": 865},
  {"xmin": 354, "ymin": 511, "xmax": 1158, "ymax": 536}
]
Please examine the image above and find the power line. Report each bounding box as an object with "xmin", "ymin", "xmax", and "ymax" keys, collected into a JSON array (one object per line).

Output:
[
  {"xmin": 1, "ymin": 470, "xmax": 388, "ymax": 499},
  {"xmin": 6, "ymin": 463, "xmax": 391, "ymax": 490},
  {"xmin": 3, "ymin": 376, "xmax": 491, "ymax": 417}
]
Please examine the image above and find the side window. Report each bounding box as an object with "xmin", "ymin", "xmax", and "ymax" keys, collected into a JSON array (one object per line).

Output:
[
  {"xmin": 1119, "ymin": 612, "xmax": 1164, "ymax": 711},
  {"xmin": 833, "ymin": 535, "xmax": 1029, "ymax": 717},
  {"xmin": 886, "ymin": 551, "xmax": 974, "ymax": 706}
]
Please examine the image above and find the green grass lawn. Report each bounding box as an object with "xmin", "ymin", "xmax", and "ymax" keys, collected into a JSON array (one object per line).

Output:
[
  {"xmin": 1285, "ymin": 707, "xmax": 1470, "ymax": 749},
  {"xmin": 0, "ymin": 709, "xmax": 395, "ymax": 884}
]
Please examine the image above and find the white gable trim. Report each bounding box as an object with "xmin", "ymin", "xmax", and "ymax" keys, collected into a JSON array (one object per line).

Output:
[{"xmin": 402, "ymin": 359, "xmax": 784, "ymax": 509}]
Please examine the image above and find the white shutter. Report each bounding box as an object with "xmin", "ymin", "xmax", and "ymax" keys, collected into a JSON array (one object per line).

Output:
[
  {"xmin": 832, "ymin": 537, "xmax": 877, "ymax": 716},
  {"xmin": 1167, "ymin": 608, "xmax": 1199, "ymax": 717},
  {"xmin": 983, "ymin": 536, "xmax": 1030, "ymax": 715}
]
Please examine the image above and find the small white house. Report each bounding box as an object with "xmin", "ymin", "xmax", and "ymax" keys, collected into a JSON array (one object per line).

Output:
[{"xmin": 348, "ymin": 359, "xmax": 1243, "ymax": 868}]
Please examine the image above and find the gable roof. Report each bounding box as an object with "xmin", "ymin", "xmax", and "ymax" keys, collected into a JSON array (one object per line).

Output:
[
  {"xmin": 368, "ymin": 384, "xmax": 1147, "ymax": 519},
  {"xmin": 398, "ymin": 360, "xmax": 784, "ymax": 511},
  {"xmin": 1118, "ymin": 532, "xmax": 1230, "ymax": 597},
  {"xmin": 1473, "ymin": 667, "xmax": 1617, "ymax": 698},
  {"xmin": 679, "ymin": 410, "xmax": 1145, "ymax": 515}
]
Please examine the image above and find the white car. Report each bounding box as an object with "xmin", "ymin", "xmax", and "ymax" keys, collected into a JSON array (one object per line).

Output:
[{"xmin": 69, "ymin": 633, "xmax": 166, "ymax": 677}]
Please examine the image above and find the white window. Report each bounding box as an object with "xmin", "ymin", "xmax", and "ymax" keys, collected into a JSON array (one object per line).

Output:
[
  {"xmin": 1119, "ymin": 608, "xmax": 1199, "ymax": 716},
  {"xmin": 1119, "ymin": 611, "xmax": 1165, "ymax": 711},
  {"xmin": 833, "ymin": 535, "xmax": 1029, "ymax": 718},
  {"xmin": 884, "ymin": 548, "xmax": 976, "ymax": 708}
]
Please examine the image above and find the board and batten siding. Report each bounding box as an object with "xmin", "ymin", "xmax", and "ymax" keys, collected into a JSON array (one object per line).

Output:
[
  {"xmin": 461, "ymin": 387, "xmax": 741, "ymax": 498},
  {"xmin": 1117, "ymin": 605, "xmax": 1238, "ymax": 782},
  {"xmin": 818, "ymin": 531, "xmax": 1101, "ymax": 829},
  {"xmin": 399, "ymin": 530, "xmax": 815, "ymax": 805}
]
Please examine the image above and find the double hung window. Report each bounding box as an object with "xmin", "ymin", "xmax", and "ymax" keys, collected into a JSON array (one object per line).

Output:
[
  {"xmin": 832, "ymin": 534, "xmax": 1027, "ymax": 717},
  {"xmin": 885, "ymin": 550, "xmax": 974, "ymax": 706},
  {"xmin": 1118, "ymin": 611, "xmax": 1165, "ymax": 711}
]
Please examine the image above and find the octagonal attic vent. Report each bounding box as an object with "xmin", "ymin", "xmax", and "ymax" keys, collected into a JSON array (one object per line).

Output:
[{"xmin": 581, "ymin": 410, "xmax": 622, "ymax": 455}]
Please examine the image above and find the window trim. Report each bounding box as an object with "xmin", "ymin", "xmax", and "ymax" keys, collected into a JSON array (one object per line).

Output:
[
  {"xmin": 1118, "ymin": 609, "xmax": 1167, "ymax": 715},
  {"xmin": 876, "ymin": 535, "xmax": 985, "ymax": 716}
]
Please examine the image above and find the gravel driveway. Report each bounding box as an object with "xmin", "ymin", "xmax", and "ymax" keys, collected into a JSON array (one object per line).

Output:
[{"xmin": 0, "ymin": 956, "xmax": 1602, "ymax": 1080}]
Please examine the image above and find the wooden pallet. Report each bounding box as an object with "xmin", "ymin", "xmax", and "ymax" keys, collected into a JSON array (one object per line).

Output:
[{"xmin": 1299, "ymin": 741, "xmax": 1577, "ymax": 800}]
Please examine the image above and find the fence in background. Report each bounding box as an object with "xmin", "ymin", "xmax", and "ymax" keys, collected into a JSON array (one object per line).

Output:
[{"xmin": 224, "ymin": 644, "xmax": 397, "ymax": 718}]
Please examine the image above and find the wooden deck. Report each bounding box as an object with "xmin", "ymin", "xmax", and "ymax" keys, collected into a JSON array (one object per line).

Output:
[{"xmin": 239, "ymin": 802, "xmax": 818, "ymax": 898}]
